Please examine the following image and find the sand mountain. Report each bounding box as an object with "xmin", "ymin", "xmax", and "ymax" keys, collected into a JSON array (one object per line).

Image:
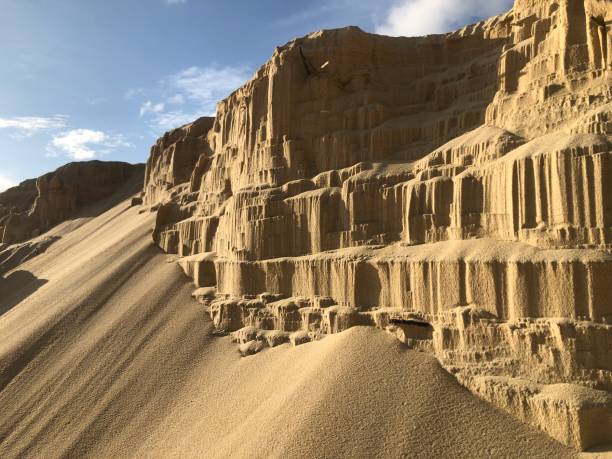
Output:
[
  {"xmin": 0, "ymin": 0, "xmax": 611, "ymax": 456},
  {"xmin": 0, "ymin": 174, "xmax": 576, "ymax": 459},
  {"xmin": 142, "ymin": 0, "xmax": 612, "ymax": 451}
]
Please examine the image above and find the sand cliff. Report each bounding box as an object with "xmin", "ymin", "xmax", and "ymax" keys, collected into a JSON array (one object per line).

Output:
[
  {"xmin": 141, "ymin": 0, "xmax": 612, "ymax": 450},
  {"xmin": 0, "ymin": 196, "xmax": 576, "ymax": 458},
  {"xmin": 0, "ymin": 160, "xmax": 144, "ymax": 246},
  {"xmin": 0, "ymin": 0, "xmax": 611, "ymax": 455}
]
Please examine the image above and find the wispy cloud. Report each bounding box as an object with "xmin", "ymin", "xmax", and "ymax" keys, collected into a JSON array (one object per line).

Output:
[
  {"xmin": 137, "ymin": 64, "xmax": 252, "ymax": 132},
  {"xmin": 150, "ymin": 111, "xmax": 201, "ymax": 130},
  {"xmin": 125, "ymin": 88, "xmax": 146, "ymax": 100},
  {"xmin": 0, "ymin": 115, "xmax": 68, "ymax": 139},
  {"xmin": 275, "ymin": 3, "xmax": 347, "ymax": 28},
  {"xmin": 376, "ymin": 0, "xmax": 513, "ymax": 36},
  {"xmin": 48, "ymin": 129, "xmax": 131, "ymax": 160},
  {"xmin": 164, "ymin": 65, "xmax": 251, "ymax": 114},
  {"xmin": 140, "ymin": 101, "xmax": 165, "ymax": 117},
  {"xmin": 274, "ymin": 0, "xmax": 511, "ymax": 37},
  {"xmin": 166, "ymin": 0, "xmax": 187, "ymax": 4},
  {"xmin": 166, "ymin": 94, "xmax": 185, "ymax": 105},
  {"xmin": 274, "ymin": 0, "xmax": 394, "ymax": 32},
  {"xmin": 0, "ymin": 174, "xmax": 16, "ymax": 192},
  {"xmin": 87, "ymin": 97, "xmax": 107, "ymax": 106}
]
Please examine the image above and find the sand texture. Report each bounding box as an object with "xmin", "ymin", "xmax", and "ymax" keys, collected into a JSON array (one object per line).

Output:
[
  {"xmin": 0, "ymin": 196, "xmax": 578, "ymax": 458},
  {"xmin": 137, "ymin": 0, "xmax": 612, "ymax": 451},
  {"xmin": 1, "ymin": 0, "xmax": 612, "ymax": 455}
]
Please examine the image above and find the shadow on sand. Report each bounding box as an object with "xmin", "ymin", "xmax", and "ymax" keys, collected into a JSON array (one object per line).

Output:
[
  {"xmin": 0, "ymin": 236, "xmax": 61, "ymax": 276},
  {"xmin": 583, "ymin": 442, "xmax": 612, "ymax": 455},
  {"xmin": 0, "ymin": 270, "xmax": 49, "ymax": 316}
]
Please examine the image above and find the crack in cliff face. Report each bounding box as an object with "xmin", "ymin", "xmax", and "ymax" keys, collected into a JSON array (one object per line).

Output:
[{"xmin": 139, "ymin": 0, "xmax": 612, "ymax": 451}]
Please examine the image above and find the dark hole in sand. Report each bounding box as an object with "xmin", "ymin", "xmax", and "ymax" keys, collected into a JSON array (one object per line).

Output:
[{"xmin": 390, "ymin": 319, "xmax": 434, "ymax": 340}]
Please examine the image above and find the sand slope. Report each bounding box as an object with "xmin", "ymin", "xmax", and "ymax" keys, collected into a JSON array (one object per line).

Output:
[{"xmin": 0, "ymin": 197, "xmax": 577, "ymax": 458}]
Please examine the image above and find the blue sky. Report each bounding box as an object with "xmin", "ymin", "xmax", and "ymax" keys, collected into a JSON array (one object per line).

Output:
[{"xmin": 0, "ymin": 0, "xmax": 513, "ymax": 189}]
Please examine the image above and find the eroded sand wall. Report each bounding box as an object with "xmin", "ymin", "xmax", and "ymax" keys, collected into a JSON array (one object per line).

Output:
[{"xmin": 141, "ymin": 0, "xmax": 612, "ymax": 450}]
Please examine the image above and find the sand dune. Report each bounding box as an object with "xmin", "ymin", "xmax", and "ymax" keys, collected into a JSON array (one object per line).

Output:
[{"xmin": 0, "ymin": 195, "xmax": 577, "ymax": 458}]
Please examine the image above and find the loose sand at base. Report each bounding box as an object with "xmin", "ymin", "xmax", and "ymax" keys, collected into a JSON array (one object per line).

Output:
[{"xmin": 0, "ymin": 197, "xmax": 578, "ymax": 458}]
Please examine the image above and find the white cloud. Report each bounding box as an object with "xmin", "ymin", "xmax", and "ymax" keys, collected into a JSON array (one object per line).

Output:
[
  {"xmin": 0, "ymin": 115, "xmax": 68, "ymax": 139},
  {"xmin": 166, "ymin": 0, "xmax": 187, "ymax": 4},
  {"xmin": 151, "ymin": 111, "xmax": 202, "ymax": 131},
  {"xmin": 137, "ymin": 64, "xmax": 251, "ymax": 132},
  {"xmin": 166, "ymin": 94, "xmax": 185, "ymax": 105},
  {"xmin": 87, "ymin": 97, "xmax": 106, "ymax": 106},
  {"xmin": 164, "ymin": 65, "xmax": 251, "ymax": 114},
  {"xmin": 125, "ymin": 88, "xmax": 146, "ymax": 100},
  {"xmin": 376, "ymin": 0, "xmax": 513, "ymax": 36},
  {"xmin": 140, "ymin": 101, "xmax": 165, "ymax": 117},
  {"xmin": 49, "ymin": 129, "xmax": 131, "ymax": 160},
  {"xmin": 0, "ymin": 174, "xmax": 16, "ymax": 192}
]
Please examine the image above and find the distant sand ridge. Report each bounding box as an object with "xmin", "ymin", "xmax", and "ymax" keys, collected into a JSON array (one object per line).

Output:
[
  {"xmin": 140, "ymin": 0, "xmax": 612, "ymax": 451},
  {"xmin": 0, "ymin": 161, "xmax": 143, "ymax": 246}
]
